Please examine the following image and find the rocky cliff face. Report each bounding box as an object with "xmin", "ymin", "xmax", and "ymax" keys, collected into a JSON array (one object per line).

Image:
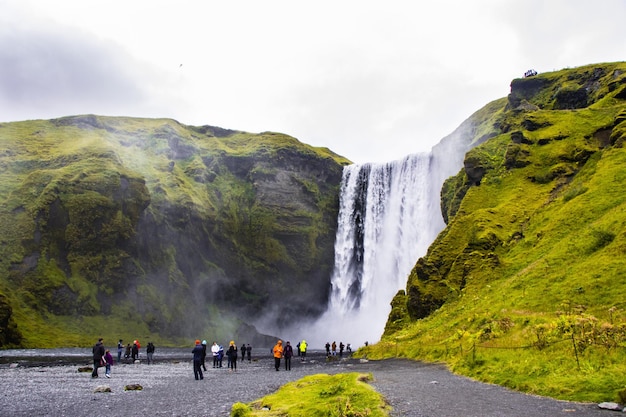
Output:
[
  {"xmin": 0, "ymin": 116, "xmax": 350, "ymax": 347},
  {"xmin": 386, "ymin": 62, "xmax": 626, "ymax": 329}
]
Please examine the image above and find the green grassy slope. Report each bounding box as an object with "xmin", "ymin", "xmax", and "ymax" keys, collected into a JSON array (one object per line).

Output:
[
  {"xmin": 0, "ymin": 116, "xmax": 350, "ymax": 348},
  {"xmin": 367, "ymin": 62, "xmax": 626, "ymax": 403}
]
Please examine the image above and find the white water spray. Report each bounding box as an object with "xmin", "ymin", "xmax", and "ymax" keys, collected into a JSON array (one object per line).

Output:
[
  {"xmin": 301, "ymin": 153, "xmax": 443, "ymax": 347},
  {"xmin": 269, "ymin": 125, "xmax": 472, "ymax": 349}
]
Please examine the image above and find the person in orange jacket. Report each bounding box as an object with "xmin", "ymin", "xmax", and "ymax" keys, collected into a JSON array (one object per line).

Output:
[{"xmin": 272, "ymin": 340, "xmax": 283, "ymax": 371}]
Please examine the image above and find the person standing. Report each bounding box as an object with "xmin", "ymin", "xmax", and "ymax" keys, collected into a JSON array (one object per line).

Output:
[
  {"xmin": 131, "ymin": 341, "xmax": 139, "ymax": 362},
  {"xmin": 104, "ymin": 349, "xmax": 113, "ymax": 378},
  {"xmin": 218, "ymin": 344, "xmax": 224, "ymax": 368},
  {"xmin": 247, "ymin": 344, "xmax": 252, "ymax": 362},
  {"xmin": 117, "ymin": 339, "xmax": 124, "ymax": 363},
  {"xmin": 192, "ymin": 340, "xmax": 204, "ymax": 380},
  {"xmin": 332, "ymin": 341, "xmax": 337, "ymax": 356},
  {"xmin": 211, "ymin": 342, "xmax": 219, "ymax": 368},
  {"xmin": 201, "ymin": 340, "xmax": 208, "ymax": 371},
  {"xmin": 339, "ymin": 342, "xmax": 344, "ymax": 357},
  {"xmin": 124, "ymin": 343, "xmax": 131, "ymax": 361},
  {"xmin": 91, "ymin": 338, "xmax": 105, "ymax": 378},
  {"xmin": 325, "ymin": 342, "xmax": 331, "ymax": 356},
  {"xmin": 299, "ymin": 339, "xmax": 307, "ymax": 361},
  {"xmin": 146, "ymin": 342, "xmax": 155, "ymax": 364},
  {"xmin": 227, "ymin": 340, "xmax": 238, "ymax": 372},
  {"xmin": 283, "ymin": 341, "xmax": 293, "ymax": 371},
  {"xmin": 241, "ymin": 344, "xmax": 247, "ymax": 361},
  {"xmin": 272, "ymin": 340, "xmax": 283, "ymax": 371}
]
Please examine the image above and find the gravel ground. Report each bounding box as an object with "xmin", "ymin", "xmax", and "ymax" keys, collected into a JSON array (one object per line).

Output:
[{"xmin": 0, "ymin": 352, "xmax": 612, "ymax": 417}]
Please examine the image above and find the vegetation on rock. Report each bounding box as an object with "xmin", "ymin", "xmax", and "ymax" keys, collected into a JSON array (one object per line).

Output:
[
  {"xmin": 370, "ymin": 62, "xmax": 626, "ymax": 403},
  {"xmin": 0, "ymin": 116, "xmax": 350, "ymax": 347}
]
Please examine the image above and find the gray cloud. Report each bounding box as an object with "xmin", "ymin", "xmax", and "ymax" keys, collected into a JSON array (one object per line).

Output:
[
  {"xmin": 0, "ymin": 22, "xmax": 146, "ymax": 120},
  {"xmin": 3, "ymin": 0, "xmax": 626, "ymax": 164}
]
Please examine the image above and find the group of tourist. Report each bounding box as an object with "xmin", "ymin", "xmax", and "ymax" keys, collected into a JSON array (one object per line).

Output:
[
  {"xmin": 116, "ymin": 338, "xmax": 152, "ymax": 364},
  {"xmin": 271, "ymin": 339, "xmax": 307, "ymax": 371},
  {"xmin": 91, "ymin": 337, "xmax": 155, "ymax": 378},
  {"xmin": 324, "ymin": 341, "xmax": 351, "ymax": 356},
  {"xmin": 191, "ymin": 340, "xmax": 254, "ymax": 380},
  {"xmin": 92, "ymin": 336, "xmax": 354, "ymax": 381}
]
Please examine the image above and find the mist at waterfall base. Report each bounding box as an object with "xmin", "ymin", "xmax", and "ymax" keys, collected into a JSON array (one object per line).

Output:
[{"xmin": 267, "ymin": 128, "xmax": 471, "ymax": 349}]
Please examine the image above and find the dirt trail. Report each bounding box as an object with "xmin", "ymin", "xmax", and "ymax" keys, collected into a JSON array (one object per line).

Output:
[{"xmin": 0, "ymin": 353, "xmax": 610, "ymax": 416}]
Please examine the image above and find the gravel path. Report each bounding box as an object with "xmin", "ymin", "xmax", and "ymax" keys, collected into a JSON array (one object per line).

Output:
[{"xmin": 0, "ymin": 352, "xmax": 611, "ymax": 416}]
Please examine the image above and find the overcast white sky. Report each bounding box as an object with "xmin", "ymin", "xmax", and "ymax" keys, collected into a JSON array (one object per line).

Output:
[{"xmin": 2, "ymin": 1, "xmax": 625, "ymax": 163}]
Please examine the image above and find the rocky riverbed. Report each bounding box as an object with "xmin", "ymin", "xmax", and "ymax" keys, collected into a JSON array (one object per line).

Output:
[{"xmin": 0, "ymin": 349, "xmax": 613, "ymax": 416}]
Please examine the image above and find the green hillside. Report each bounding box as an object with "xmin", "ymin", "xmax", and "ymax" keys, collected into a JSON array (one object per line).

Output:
[
  {"xmin": 367, "ymin": 62, "xmax": 626, "ymax": 403},
  {"xmin": 0, "ymin": 116, "xmax": 350, "ymax": 348}
]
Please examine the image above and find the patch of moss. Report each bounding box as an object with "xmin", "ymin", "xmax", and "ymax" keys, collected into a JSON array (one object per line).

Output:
[{"xmin": 232, "ymin": 373, "xmax": 390, "ymax": 417}]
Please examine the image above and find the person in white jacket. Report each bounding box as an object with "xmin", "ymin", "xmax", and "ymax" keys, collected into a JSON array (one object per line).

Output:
[{"xmin": 211, "ymin": 342, "xmax": 220, "ymax": 368}]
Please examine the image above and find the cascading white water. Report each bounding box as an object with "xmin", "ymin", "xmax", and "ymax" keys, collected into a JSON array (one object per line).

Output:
[
  {"xmin": 310, "ymin": 153, "xmax": 444, "ymax": 347},
  {"xmin": 269, "ymin": 124, "xmax": 472, "ymax": 349}
]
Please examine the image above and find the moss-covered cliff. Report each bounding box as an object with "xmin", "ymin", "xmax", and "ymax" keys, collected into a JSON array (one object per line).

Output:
[
  {"xmin": 0, "ymin": 115, "xmax": 350, "ymax": 347},
  {"xmin": 376, "ymin": 62, "xmax": 626, "ymax": 402}
]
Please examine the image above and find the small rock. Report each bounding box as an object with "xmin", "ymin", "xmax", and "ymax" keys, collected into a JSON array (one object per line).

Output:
[
  {"xmin": 598, "ymin": 402, "xmax": 622, "ymax": 411},
  {"xmin": 359, "ymin": 359, "xmax": 369, "ymax": 363},
  {"xmin": 124, "ymin": 384, "xmax": 143, "ymax": 391},
  {"xmin": 94, "ymin": 385, "xmax": 111, "ymax": 393},
  {"xmin": 77, "ymin": 366, "xmax": 92, "ymax": 373}
]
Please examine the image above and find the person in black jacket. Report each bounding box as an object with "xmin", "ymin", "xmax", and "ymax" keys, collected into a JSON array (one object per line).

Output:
[
  {"xmin": 283, "ymin": 341, "xmax": 293, "ymax": 371},
  {"xmin": 192, "ymin": 340, "xmax": 204, "ymax": 380},
  {"xmin": 91, "ymin": 338, "xmax": 105, "ymax": 378},
  {"xmin": 201, "ymin": 340, "xmax": 207, "ymax": 371},
  {"xmin": 227, "ymin": 340, "xmax": 238, "ymax": 372},
  {"xmin": 146, "ymin": 342, "xmax": 155, "ymax": 364}
]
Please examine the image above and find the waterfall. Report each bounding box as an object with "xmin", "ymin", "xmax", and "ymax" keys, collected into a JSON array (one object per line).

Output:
[
  {"xmin": 266, "ymin": 124, "xmax": 472, "ymax": 349},
  {"xmin": 312, "ymin": 153, "xmax": 444, "ymax": 346}
]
